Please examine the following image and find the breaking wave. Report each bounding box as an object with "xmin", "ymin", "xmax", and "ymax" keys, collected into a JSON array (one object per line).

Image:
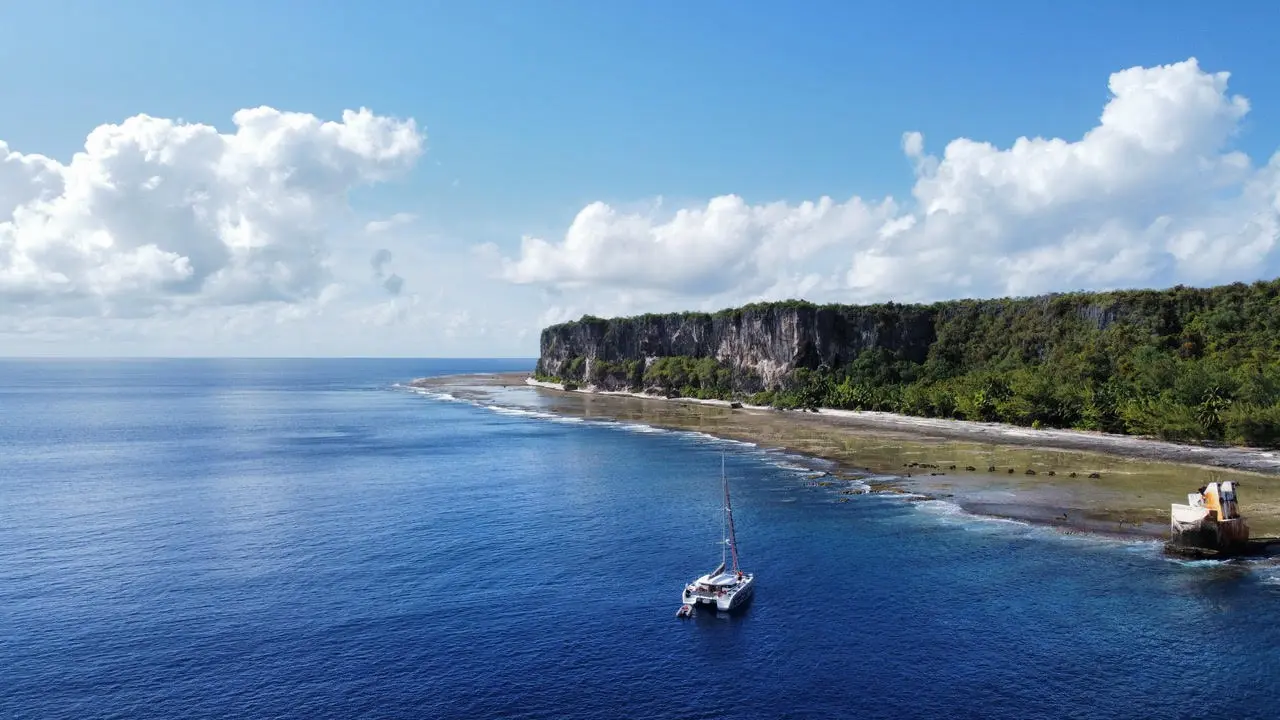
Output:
[{"xmin": 402, "ymin": 384, "xmax": 1270, "ymax": 581}]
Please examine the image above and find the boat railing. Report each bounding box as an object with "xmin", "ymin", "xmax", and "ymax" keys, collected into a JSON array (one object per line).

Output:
[
  {"xmin": 686, "ymin": 575, "xmax": 752, "ymax": 600},
  {"xmin": 691, "ymin": 584, "xmax": 742, "ymax": 594}
]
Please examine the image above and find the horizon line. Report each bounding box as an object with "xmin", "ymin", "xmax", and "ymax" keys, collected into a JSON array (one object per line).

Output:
[{"xmin": 0, "ymin": 356, "xmax": 540, "ymax": 361}]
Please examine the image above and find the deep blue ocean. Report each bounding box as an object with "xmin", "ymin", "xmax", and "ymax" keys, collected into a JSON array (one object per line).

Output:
[{"xmin": 3, "ymin": 358, "xmax": 1280, "ymax": 719}]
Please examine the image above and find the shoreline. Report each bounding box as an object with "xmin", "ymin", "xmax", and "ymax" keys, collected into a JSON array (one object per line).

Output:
[
  {"xmin": 523, "ymin": 377, "xmax": 1280, "ymax": 477},
  {"xmin": 410, "ymin": 371, "xmax": 1280, "ymax": 541}
]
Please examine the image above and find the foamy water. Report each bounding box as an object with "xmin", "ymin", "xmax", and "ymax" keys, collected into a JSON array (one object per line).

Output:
[{"xmin": 404, "ymin": 385, "xmax": 1221, "ymax": 570}]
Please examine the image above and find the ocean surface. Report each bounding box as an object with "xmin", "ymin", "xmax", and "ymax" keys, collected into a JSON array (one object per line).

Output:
[{"xmin": 3, "ymin": 358, "xmax": 1280, "ymax": 720}]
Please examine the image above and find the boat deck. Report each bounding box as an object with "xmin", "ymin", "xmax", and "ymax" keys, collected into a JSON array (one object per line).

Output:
[{"xmin": 685, "ymin": 577, "xmax": 753, "ymax": 602}]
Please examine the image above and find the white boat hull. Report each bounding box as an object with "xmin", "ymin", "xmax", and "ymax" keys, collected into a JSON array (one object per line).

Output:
[{"xmin": 682, "ymin": 574, "xmax": 754, "ymax": 612}]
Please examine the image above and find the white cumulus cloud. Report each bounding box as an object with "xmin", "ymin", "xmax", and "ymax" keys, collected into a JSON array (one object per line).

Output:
[
  {"xmin": 364, "ymin": 212, "xmax": 417, "ymax": 234},
  {"xmin": 497, "ymin": 58, "xmax": 1280, "ymax": 312},
  {"xmin": 0, "ymin": 106, "xmax": 423, "ymax": 318},
  {"xmin": 501, "ymin": 194, "xmax": 896, "ymax": 297}
]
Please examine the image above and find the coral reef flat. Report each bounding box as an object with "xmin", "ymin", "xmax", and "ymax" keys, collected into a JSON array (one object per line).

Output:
[{"xmin": 416, "ymin": 372, "xmax": 1280, "ymax": 538}]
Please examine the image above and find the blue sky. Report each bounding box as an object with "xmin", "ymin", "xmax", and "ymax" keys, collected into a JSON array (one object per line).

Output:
[{"xmin": 2, "ymin": 1, "xmax": 1279, "ymax": 356}]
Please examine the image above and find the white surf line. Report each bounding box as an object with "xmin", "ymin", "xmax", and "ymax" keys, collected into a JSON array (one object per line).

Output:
[{"xmin": 416, "ymin": 383, "xmax": 1258, "ymax": 571}]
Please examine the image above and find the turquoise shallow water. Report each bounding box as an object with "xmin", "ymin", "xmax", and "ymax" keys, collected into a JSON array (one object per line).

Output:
[{"xmin": 3, "ymin": 358, "xmax": 1279, "ymax": 719}]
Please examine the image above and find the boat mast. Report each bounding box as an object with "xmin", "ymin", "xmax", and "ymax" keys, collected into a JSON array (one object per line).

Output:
[
  {"xmin": 720, "ymin": 454, "xmax": 728, "ymax": 570},
  {"xmin": 723, "ymin": 453, "xmax": 740, "ymax": 573}
]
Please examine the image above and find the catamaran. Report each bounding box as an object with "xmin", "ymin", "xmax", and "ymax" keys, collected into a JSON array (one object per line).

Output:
[{"xmin": 680, "ymin": 454, "xmax": 755, "ymax": 613}]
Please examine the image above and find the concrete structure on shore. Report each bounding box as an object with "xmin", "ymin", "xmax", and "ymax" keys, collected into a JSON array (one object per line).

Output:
[{"xmin": 1167, "ymin": 481, "xmax": 1249, "ymax": 557}]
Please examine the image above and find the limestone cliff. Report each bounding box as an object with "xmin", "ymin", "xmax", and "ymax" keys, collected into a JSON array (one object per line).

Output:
[
  {"xmin": 535, "ymin": 302, "xmax": 937, "ymax": 392},
  {"xmin": 533, "ymin": 283, "xmax": 1263, "ymax": 395},
  {"xmin": 533, "ymin": 281, "xmax": 1280, "ymax": 446}
]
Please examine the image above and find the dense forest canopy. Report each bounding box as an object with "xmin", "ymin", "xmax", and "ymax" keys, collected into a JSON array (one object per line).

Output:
[{"xmin": 535, "ymin": 279, "xmax": 1280, "ymax": 448}]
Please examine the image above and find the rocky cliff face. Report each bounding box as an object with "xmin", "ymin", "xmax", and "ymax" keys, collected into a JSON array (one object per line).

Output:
[
  {"xmin": 533, "ymin": 287, "xmax": 1221, "ymax": 394},
  {"xmin": 536, "ymin": 303, "xmax": 937, "ymax": 392}
]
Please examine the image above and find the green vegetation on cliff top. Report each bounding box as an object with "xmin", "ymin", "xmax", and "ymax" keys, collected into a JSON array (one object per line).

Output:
[
  {"xmin": 552, "ymin": 299, "xmax": 843, "ymax": 331},
  {"xmin": 540, "ymin": 279, "xmax": 1280, "ymax": 448}
]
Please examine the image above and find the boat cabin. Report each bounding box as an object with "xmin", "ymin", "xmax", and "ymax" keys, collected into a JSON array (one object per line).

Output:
[{"xmin": 695, "ymin": 571, "xmax": 743, "ymax": 589}]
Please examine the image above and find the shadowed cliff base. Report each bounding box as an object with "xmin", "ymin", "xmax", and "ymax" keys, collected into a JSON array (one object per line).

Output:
[{"xmin": 410, "ymin": 372, "xmax": 1280, "ymax": 539}]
